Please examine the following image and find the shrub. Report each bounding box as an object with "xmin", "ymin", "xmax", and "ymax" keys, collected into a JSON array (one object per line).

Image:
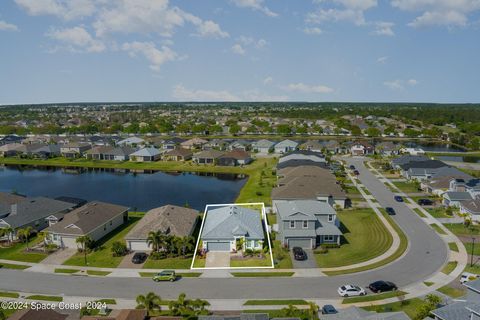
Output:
[
  {"xmin": 150, "ymin": 252, "xmax": 166, "ymax": 260},
  {"xmin": 255, "ymin": 191, "xmax": 263, "ymax": 196},
  {"xmin": 111, "ymin": 241, "xmax": 128, "ymax": 257},
  {"xmin": 314, "ymin": 248, "xmax": 328, "ymax": 254}
]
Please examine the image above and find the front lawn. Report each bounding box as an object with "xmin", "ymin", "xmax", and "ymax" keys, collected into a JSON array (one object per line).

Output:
[
  {"xmin": 63, "ymin": 213, "xmax": 143, "ymax": 268},
  {"xmin": 231, "ymin": 272, "xmax": 294, "ymax": 277},
  {"xmin": 362, "ymin": 298, "xmax": 424, "ymax": 319},
  {"xmin": 0, "ymin": 236, "xmax": 47, "ymax": 263},
  {"xmin": 316, "ymin": 209, "xmax": 392, "ymax": 268},
  {"xmin": 231, "ymin": 254, "xmax": 273, "ymax": 268},
  {"xmin": 444, "ymin": 223, "xmax": 480, "ymax": 236},
  {"xmin": 343, "ymin": 291, "xmax": 406, "ymax": 304},
  {"xmin": 243, "ymin": 309, "xmax": 310, "ymax": 320},
  {"xmin": 437, "ymin": 285, "xmax": 466, "ymax": 298},
  {"xmin": 272, "ymin": 240, "xmax": 292, "ymax": 269},
  {"xmin": 143, "ymin": 256, "xmax": 193, "ymax": 269},
  {"xmin": 426, "ymin": 207, "xmax": 452, "ymax": 219},
  {"xmin": 244, "ymin": 299, "xmax": 308, "ymax": 306},
  {"xmin": 392, "ymin": 181, "xmax": 420, "ymax": 193}
]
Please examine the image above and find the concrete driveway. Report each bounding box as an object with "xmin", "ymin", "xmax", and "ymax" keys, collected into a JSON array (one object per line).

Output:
[
  {"xmin": 40, "ymin": 248, "xmax": 76, "ymax": 265},
  {"xmin": 290, "ymin": 249, "xmax": 318, "ymax": 269},
  {"xmin": 118, "ymin": 252, "xmax": 146, "ymax": 269},
  {"xmin": 206, "ymin": 252, "xmax": 230, "ymax": 268}
]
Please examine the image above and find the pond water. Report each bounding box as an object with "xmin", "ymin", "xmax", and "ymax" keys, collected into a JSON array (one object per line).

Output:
[
  {"xmin": 436, "ymin": 156, "xmax": 480, "ymax": 163},
  {"xmin": 402, "ymin": 142, "xmax": 466, "ymax": 152},
  {"xmin": 0, "ymin": 165, "xmax": 247, "ymax": 211}
]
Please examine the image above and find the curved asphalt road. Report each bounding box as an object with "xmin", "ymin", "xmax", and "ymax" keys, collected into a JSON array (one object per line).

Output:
[{"xmin": 0, "ymin": 158, "xmax": 448, "ymax": 300}]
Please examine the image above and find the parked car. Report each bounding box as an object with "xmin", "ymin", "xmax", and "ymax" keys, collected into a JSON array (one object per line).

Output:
[
  {"xmin": 353, "ymin": 170, "xmax": 360, "ymax": 176},
  {"xmin": 460, "ymin": 272, "xmax": 479, "ymax": 284},
  {"xmin": 417, "ymin": 199, "xmax": 433, "ymax": 206},
  {"xmin": 153, "ymin": 270, "xmax": 177, "ymax": 282},
  {"xmin": 394, "ymin": 196, "xmax": 404, "ymax": 202},
  {"xmin": 349, "ymin": 165, "xmax": 356, "ymax": 170},
  {"xmin": 321, "ymin": 305, "xmax": 338, "ymax": 314},
  {"xmin": 385, "ymin": 207, "xmax": 396, "ymax": 215},
  {"xmin": 368, "ymin": 281, "xmax": 397, "ymax": 293},
  {"xmin": 337, "ymin": 285, "xmax": 367, "ymax": 297},
  {"xmin": 131, "ymin": 252, "xmax": 147, "ymax": 264},
  {"xmin": 292, "ymin": 247, "xmax": 307, "ymax": 261}
]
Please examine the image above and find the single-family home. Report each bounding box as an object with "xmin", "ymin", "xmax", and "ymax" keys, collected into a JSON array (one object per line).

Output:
[
  {"xmin": 129, "ymin": 147, "xmax": 161, "ymax": 162},
  {"xmin": 228, "ymin": 140, "xmax": 251, "ymax": 151},
  {"xmin": 217, "ymin": 149, "xmax": 252, "ymax": 166},
  {"xmin": 375, "ymin": 141, "xmax": 400, "ymax": 156},
  {"xmin": 277, "ymin": 150, "xmax": 327, "ymax": 170},
  {"xmin": 252, "ymin": 139, "xmax": 275, "ymax": 153},
  {"xmin": 349, "ymin": 141, "xmax": 374, "ymax": 156},
  {"xmin": 0, "ymin": 135, "xmax": 24, "ymax": 146},
  {"xmin": 0, "ymin": 192, "xmax": 27, "ymax": 219},
  {"xmin": 125, "ymin": 205, "xmax": 199, "ymax": 251},
  {"xmin": 85, "ymin": 146, "xmax": 136, "ymax": 161},
  {"xmin": 8, "ymin": 309, "xmax": 69, "ymax": 320},
  {"xmin": 391, "ymin": 155, "xmax": 429, "ymax": 170},
  {"xmin": 400, "ymin": 147, "xmax": 426, "ymax": 156},
  {"xmin": 0, "ymin": 197, "xmax": 76, "ymax": 233},
  {"xmin": 320, "ymin": 306, "xmax": 409, "ymax": 320},
  {"xmin": 274, "ymin": 139, "xmax": 298, "ymax": 154},
  {"xmin": 180, "ymin": 138, "xmax": 208, "ymax": 150},
  {"xmin": 299, "ymin": 140, "xmax": 324, "ymax": 153},
  {"xmin": 459, "ymin": 197, "xmax": 480, "ymax": 222},
  {"xmin": 200, "ymin": 205, "xmax": 264, "ymax": 252},
  {"xmin": 275, "ymin": 200, "xmax": 342, "ymax": 249},
  {"xmin": 192, "ymin": 150, "xmax": 224, "ymax": 164},
  {"xmin": 399, "ymin": 160, "xmax": 449, "ymax": 181},
  {"xmin": 60, "ymin": 142, "xmax": 92, "ymax": 158},
  {"xmin": 430, "ymin": 279, "xmax": 480, "ymax": 320},
  {"xmin": 45, "ymin": 201, "xmax": 129, "ymax": 248},
  {"xmin": 29, "ymin": 144, "xmax": 61, "ymax": 158},
  {"xmin": 117, "ymin": 136, "xmax": 146, "ymax": 147},
  {"xmin": 199, "ymin": 314, "xmax": 269, "ymax": 320},
  {"xmin": 161, "ymin": 137, "xmax": 186, "ymax": 150},
  {"xmin": 0, "ymin": 143, "xmax": 25, "ymax": 157},
  {"xmin": 202, "ymin": 139, "xmax": 228, "ymax": 151},
  {"xmin": 443, "ymin": 191, "xmax": 473, "ymax": 207},
  {"xmin": 162, "ymin": 148, "xmax": 193, "ymax": 161}
]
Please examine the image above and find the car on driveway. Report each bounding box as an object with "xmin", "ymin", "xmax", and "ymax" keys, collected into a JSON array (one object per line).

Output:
[
  {"xmin": 460, "ymin": 272, "xmax": 479, "ymax": 284},
  {"xmin": 394, "ymin": 196, "xmax": 404, "ymax": 202},
  {"xmin": 321, "ymin": 305, "xmax": 338, "ymax": 314},
  {"xmin": 337, "ymin": 285, "xmax": 366, "ymax": 297},
  {"xmin": 385, "ymin": 207, "xmax": 396, "ymax": 215},
  {"xmin": 349, "ymin": 165, "xmax": 356, "ymax": 170},
  {"xmin": 417, "ymin": 199, "xmax": 433, "ymax": 206},
  {"xmin": 292, "ymin": 247, "xmax": 307, "ymax": 261},
  {"xmin": 153, "ymin": 270, "xmax": 177, "ymax": 282},
  {"xmin": 131, "ymin": 252, "xmax": 147, "ymax": 264},
  {"xmin": 368, "ymin": 281, "xmax": 397, "ymax": 293},
  {"xmin": 353, "ymin": 170, "xmax": 360, "ymax": 176}
]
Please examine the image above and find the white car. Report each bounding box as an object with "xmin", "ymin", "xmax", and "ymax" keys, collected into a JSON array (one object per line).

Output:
[
  {"xmin": 337, "ymin": 284, "xmax": 367, "ymax": 297},
  {"xmin": 460, "ymin": 272, "xmax": 478, "ymax": 284}
]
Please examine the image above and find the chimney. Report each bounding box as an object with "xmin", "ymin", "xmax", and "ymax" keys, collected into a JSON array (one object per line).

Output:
[{"xmin": 10, "ymin": 204, "xmax": 17, "ymax": 215}]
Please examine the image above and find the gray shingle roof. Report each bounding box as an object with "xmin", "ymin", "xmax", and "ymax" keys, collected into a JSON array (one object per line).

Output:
[
  {"xmin": 276, "ymin": 200, "xmax": 335, "ymax": 221},
  {"xmin": 275, "ymin": 139, "xmax": 298, "ymax": 148},
  {"xmin": 201, "ymin": 206, "xmax": 264, "ymax": 240},
  {"xmin": 444, "ymin": 191, "xmax": 473, "ymax": 201},
  {"xmin": 320, "ymin": 306, "xmax": 409, "ymax": 320},
  {"xmin": 430, "ymin": 301, "xmax": 473, "ymax": 320},
  {"xmin": 130, "ymin": 147, "xmax": 160, "ymax": 157},
  {"xmin": 252, "ymin": 139, "xmax": 275, "ymax": 148},
  {"xmin": 392, "ymin": 155, "xmax": 429, "ymax": 167},
  {"xmin": 199, "ymin": 314, "xmax": 269, "ymax": 320}
]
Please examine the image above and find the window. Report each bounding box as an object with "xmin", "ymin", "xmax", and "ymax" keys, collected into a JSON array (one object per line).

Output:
[
  {"xmin": 110, "ymin": 221, "xmax": 112, "ymax": 226},
  {"xmin": 324, "ymin": 235, "xmax": 334, "ymax": 242},
  {"xmin": 290, "ymin": 221, "xmax": 295, "ymax": 228},
  {"xmin": 303, "ymin": 220, "xmax": 308, "ymax": 228},
  {"xmin": 53, "ymin": 234, "xmax": 58, "ymax": 241},
  {"xmin": 328, "ymin": 214, "xmax": 334, "ymax": 222}
]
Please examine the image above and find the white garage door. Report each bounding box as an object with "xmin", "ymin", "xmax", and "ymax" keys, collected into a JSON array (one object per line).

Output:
[
  {"xmin": 61, "ymin": 236, "xmax": 78, "ymax": 249},
  {"xmin": 207, "ymin": 241, "xmax": 230, "ymax": 251},
  {"xmin": 128, "ymin": 240, "xmax": 150, "ymax": 252},
  {"xmin": 288, "ymin": 238, "xmax": 312, "ymax": 249}
]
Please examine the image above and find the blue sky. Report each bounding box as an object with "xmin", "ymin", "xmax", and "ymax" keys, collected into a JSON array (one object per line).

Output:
[{"xmin": 0, "ymin": 0, "xmax": 479, "ymax": 104}]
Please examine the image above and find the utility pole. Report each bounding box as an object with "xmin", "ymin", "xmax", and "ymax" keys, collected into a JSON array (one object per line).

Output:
[{"xmin": 471, "ymin": 237, "xmax": 476, "ymax": 267}]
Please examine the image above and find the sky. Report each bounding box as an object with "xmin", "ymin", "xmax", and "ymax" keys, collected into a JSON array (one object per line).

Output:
[{"xmin": 0, "ymin": 0, "xmax": 479, "ymax": 104}]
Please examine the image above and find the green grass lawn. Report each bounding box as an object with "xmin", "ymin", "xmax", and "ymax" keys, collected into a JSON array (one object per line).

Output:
[
  {"xmin": 26, "ymin": 295, "xmax": 63, "ymax": 302},
  {"xmin": 392, "ymin": 181, "xmax": 420, "ymax": 193},
  {"xmin": 316, "ymin": 209, "xmax": 393, "ymax": 268},
  {"xmin": 192, "ymin": 256, "xmax": 206, "ymax": 268},
  {"xmin": 244, "ymin": 299, "xmax": 308, "ymax": 306},
  {"xmin": 139, "ymin": 272, "xmax": 201, "ymax": 278},
  {"xmin": 267, "ymin": 214, "xmax": 277, "ymax": 225},
  {"xmin": 0, "ymin": 236, "xmax": 47, "ymax": 263},
  {"xmin": 54, "ymin": 268, "xmax": 80, "ymax": 274},
  {"xmin": 413, "ymin": 208, "xmax": 427, "ymax": 218},
  {"xmin": 442, "ymin": 261, "xmax": 458, "ymax": 275},
  {"xmin": 426, "ymin": 207, "xmax": 452, "ymax": 219},
  {"xmin": 464, "ymin": 264, "xmax": 480, "ymax": 274},
  {"xmin": 235, "ymin": 158, "xmax": 277, "ymax": 205},
  {"xmin": 344, "ymin": 184, "xmax": 360, "ymax": 195},
  {"xmin": 444, "ymin": 223, "xmax": 480, "ymax": 236},
  {"xmin": 243, "ymin": 309, "xmax": 310, "ymax": 320},
  {"xmin": 272, "ymin": 240, "xmax": 293, "ymax": 269},
  {"xmin": 143, "ymin": 256, "xmax": 193, "ymax": 269},
  {"xmin": 424, "ymin": 281, "xmax": 434, "ymax": 287},
  {"xmin": 231, "ymin": 272, "xmax": 294, "ymax": 277},
  {"xmin": 430, "ymin": 224, "xmax": 447, "ymax": 235},
  {"xmin": 0, "ymin": 262, "xmax": 30, "ymax": 270},
  {"xmin": 87, "ymin": 270, "xmax": 111, "ymax": 276},
  {"xmin": 63, "ymin": 213, "xmax": 143, "ymax": 268},
  {"xmin": 362, "ymin": 298, "xmax": 424, "ymax": 319},
  {"xmin": 464, "ymin": 242, "xmax": 480, "ymax": 256},
  {"xmin": 0, "ymin": 291, "xmax": 20, "ymax": 298},
  {"xmin": 324, "ymin": 212, "xmax": 408, "ymax": 276},
  {"xmin": 343, "ymin": 291, "xmax": 406, "ymax": 304},
  {"xmin": 231, "ymin": 254, "xmax": 273, "ymax": 268},
  {"xmin": 448, "ymin": 242, "xmax": 459, "ymax": 252},
  {"xmin": 437, "ymin": 285, "xmax": 466, "ymax": 298}
]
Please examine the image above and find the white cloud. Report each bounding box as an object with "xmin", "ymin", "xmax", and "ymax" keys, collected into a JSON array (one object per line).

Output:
[
  {"xmin": 15, "ymin": 0, "xmax": 95, "ymax": 20},
  {"xmin": 407, "ymin": 79, "xmax": 418, "ymax": 86},
  {"xmin": 242, "ymin": 89, "xmax": 288, "ymax": 101},
  {"xmin": 282, "ymin": 82, "xmax": 334, "ymax": 94},
  {"xmin": 0, "ymin": 20, "xmax": 19, "ymax": 31},
  {"xmin": 237, "ymin": 36, "xmax": 268, "ymax": 48},
  {"xmin": 232, "ymin": 0, "xmax": 278, "ymax": 17},
  {"xmin": 263, "ymin": 76, "xmax": 273, "ymax": 85},
  {"xmin": 93, "ymin": 0, "xmax": 228, "ymax": 38},
  {"xmin": 372, "ymin": 21, "xmax": 395, "ymax": 36},
  {"xmin": 173, "ymin": 85, "xmax": 240, "ymax": 101},
  {"xmin": 303, "ymin": 27, "xmax": 323, "ymax": 35},
  {"xmin": 377, "ymin": 56, "xmax": 388, "ymax": 64},
  {"xmin": 122, "ymin": 41, "xmax": 178, "ymax": 71},
  {"xmin": 46, "ymin": 26, "xmax": 105, "ymax": 52},
  {"xmin": 384, "ymin": 78, "xmax": 418, "ymax": 90},
  {"xmin": 392, "ymin": 0, "xmax": 480, "ymax": 27},
  {"xmin": 306, "ymin": 0, "xmax": 378, "ymax": 26},
  {"xmin": 231, "ymin": 43, "xmax": 246, "ymax": 55}
]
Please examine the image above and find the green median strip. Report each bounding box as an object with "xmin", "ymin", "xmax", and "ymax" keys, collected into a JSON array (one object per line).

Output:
[
  {"xmin": 423, "ymin": 281, "xmax": 434, "ymax": 287},
  {"xmin": 138, "ymin": 272, "xmax": 202, "ymax": 278},
  {"xmin": 448, "ymin": 242, "xmax": 459, "ymax": 252},
  {"xmin": 230, "ymin": 272, "xmax": 294, "ymax": 277},
  {"xmin": 244, "ymin": 299, "xmax": 309, "ymax": 306},
  {"xmin": 0, "ymin": 291, "xmax": 20, "ymax": 298},
  {"xmin": 441, "ymin": 261, "xmax": 458, "ymax": 275},
  {"xmin": 87, "ymin": 270, "xmax": 111, "ymax": 276},
  {"xmin": 430, "ymin": 224, "xmax": 447, "ymax": 235},
  {"xmin": 343, "ymin": 291, "xmax": 406, "ymax": 304},
  {"xmin": 413, "ymin": 208, "xmax": 426, "ymax": 218},
  {"xmin": 26, "ymin": 295, "xmax": 63, "ymax": 302},
  {"xmin": 54, "ymin": 268, "xmax": 80, "ymax": 274},
  {"xmin": 0, "ymin": 263, "xmax": 30, "ymax": 270}
]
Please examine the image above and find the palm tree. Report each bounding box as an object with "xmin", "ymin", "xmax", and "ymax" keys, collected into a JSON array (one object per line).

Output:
[
  {"xmin": 76, "ymin": 235, "xmax": 93, "ymax": 266},
  {"xmin": 307, "ymin": 302, "xmax": 319, "ymax": 320},
  {"xmin": 282, "ymin": 305, "xmax": 300, "ymax": 318},
  {"xmin": 4, "ymin": 227, "xmax": 14, "ymax": 245},
  {"xmin": 136, "ymin": 292, "xmax": 161, "ymax": 315},
  {"xmin": 17, "ymin": 226, "xmax": 33, "ymax": 251},
  {"xmin": 147, "ymin": 231, "xmax": 164, "ymax": 253},
  {"xmin": 176, "ymin": 236, "xmax": 195, "ymax": 258}
]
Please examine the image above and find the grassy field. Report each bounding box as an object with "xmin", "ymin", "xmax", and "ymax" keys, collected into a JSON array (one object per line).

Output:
[
  {"xmin": 441, "ymin": 261, "xmax": 458, "ymax": 275},
  {"xmin": 444, "ymin": 223, "xmax": 480, "ymax": 236},
  {"xmin": 231, "ymin": 272, "xmax": 294, "ymax": 277},
  {"xmin": 437, "ymin": 285, "xmax": 466, "ymax": 298},
  {"xmin": 324, "ymin": 212, "xmax": 408, "ymax": 276},
  {"xmin": 143, "ymin": 256, "xmax": 193, "ymax": 269},
  {"xmin": 244, "ymin": 299, "xmax": 308, "ymax": 305},
  {"xmin": 0, "ymin": 291, "xmax": 20, "ymax": 298},
  {"xmin": 231, "ymin": 254, "xmax": 273, "ymax": 268},
  {"xmin": 392, "ymin": 181, "xmax": 420, "ymax": 193},
  {"xmin": 343, "ymin": 291, "xmax": 406, "ymax": 304},
  {"xmin": 362, "ymin": 298, "xmax": 424, "ymax": 319},
  {"xmin": 63, "ymin": 213, "xmax": 143, "ymax": 268},
  {"xmin": 0, "ymin": 236, "xmax": 47, "ymax": 263},
  {"xmin": 235, "ymin": 158, "xmax": 277, "ymax": 205},
  {"xmin": 316, "ymin": 209, "xmax": 393, "ymax": 268}
]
